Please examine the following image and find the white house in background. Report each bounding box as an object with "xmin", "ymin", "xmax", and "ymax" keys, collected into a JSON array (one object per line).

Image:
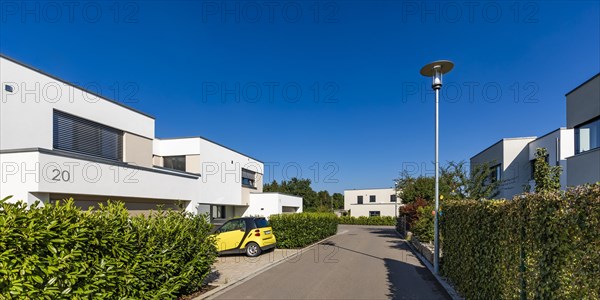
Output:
[
  {"xmin": 0, "ymin": 54, "xmax": 302, "ymax": 221},
  {"xmin": 566, "ymin": 73, "xmax": 600, "ymax": 186},
  {"xmin": 344, "ymin": 188, "xmax": 400, "ymax": 217}
]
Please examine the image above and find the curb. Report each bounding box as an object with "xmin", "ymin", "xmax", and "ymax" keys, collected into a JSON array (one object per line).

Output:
[
  {"xmin": 197, "ymin": 232, "xmax": 342, "ymax": 299},
  {"xmin": 395, "ymin": 231, "xmax": 463, "ymax": 300}
]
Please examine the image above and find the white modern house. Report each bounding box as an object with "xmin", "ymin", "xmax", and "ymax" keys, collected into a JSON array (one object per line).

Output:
[
  {"xmin": 566, "ymin": 73, "xmax": 600, "ymax": 186},
  {"xmin": 0, "ymin": 54, "xmax": 302, "ymax": 221},
  {"xmin": 471, "ymin": 72, "xmax": 599, "ymax": 199},
  {"xmin": 344, "ymin": 188, "xmax": 400, "ymax": 217}
]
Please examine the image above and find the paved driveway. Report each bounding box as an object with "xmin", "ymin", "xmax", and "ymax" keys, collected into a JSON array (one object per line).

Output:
[{"xmin": 212, "ymin": 225, "xmax": 451, "ymax": 299}]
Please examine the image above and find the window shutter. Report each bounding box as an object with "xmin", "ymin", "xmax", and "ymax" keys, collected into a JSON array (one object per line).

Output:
[{"xmin": 53, "ymin": 110, "xmax": 123, "ymax": 161}]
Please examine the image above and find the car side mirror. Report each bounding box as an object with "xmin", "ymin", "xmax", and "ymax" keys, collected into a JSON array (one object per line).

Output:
[{"xmin": 239, "ymin": 228, "xmax": 245, "ymax": 232}]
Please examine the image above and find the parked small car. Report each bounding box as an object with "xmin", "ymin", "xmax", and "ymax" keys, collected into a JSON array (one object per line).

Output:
[{"xmin": 211, "ymin": 217, "xmax": 276, "ymax": 257}]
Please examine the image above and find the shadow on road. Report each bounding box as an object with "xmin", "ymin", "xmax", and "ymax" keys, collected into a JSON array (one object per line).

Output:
[{"xmin": 367, "ymin": 227, "xmax": 451, "ymax": 299}]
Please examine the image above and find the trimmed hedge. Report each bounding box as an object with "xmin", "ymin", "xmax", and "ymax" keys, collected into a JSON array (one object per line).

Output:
[
  {"xmin": 338, "ymin": 216, "xmax": 396, "ymax": 226},
  {"xmin": 441, "ymin": 184, "xmax": 600, "ymax": 299},
  {"xmin": 269, "ymin": 213, "xmax": 338, "ymax": 248},
  {"xmin": 0, "ymin": 198, "xmax": 216, "ymax": 299}
]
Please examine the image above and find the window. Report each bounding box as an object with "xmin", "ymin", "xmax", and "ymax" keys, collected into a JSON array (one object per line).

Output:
[
  {"xmin": 390, "ymin": 195, "xmax": 397, "ymax": 202},
  {"xmin": 529, "ymin": 155, "xmax": 549, "ymax": 180},
  {"xmin": 357, "ymin": 196, "xmax": 363, "ymax": 204},
  {"xmin": 254, "ymin": 218, "xmax": 270, "ymax": 228},
  {"xmin": 369, "ymin": 195, "xmax": 376, "ymax": 202},
  {"xmin": 369, "ymin": 211, "xmax": 381, "ymax": 217},
  {"xmin": 53, "ymin": 110, "xmax": 123, "ymax": 161},
  {"xmin": 163, "ymin": 156, "xmax": 186, "ymax": 172},
  {"xmin": 212, "ymin": 205, "xmax": 225, "ymax": 219},
  {"xmin": 242, "ymin": 168, "xmax": 256, "ymax": 187},
  {"xmin": 219, "ymin": 219, "xmax": 245, "ymax": 233},
  {"xmin": 575, "ymin": 117, "xmax": 600, "ymax": 154},
  {"xmin": 489, "ymin": 164, "xmax": 501, "ymax": 182}
]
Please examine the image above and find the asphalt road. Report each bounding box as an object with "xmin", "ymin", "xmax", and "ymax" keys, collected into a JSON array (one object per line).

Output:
[{"xmin": 214, "ymin": 225, "xmax": 451, "ymax": 299}]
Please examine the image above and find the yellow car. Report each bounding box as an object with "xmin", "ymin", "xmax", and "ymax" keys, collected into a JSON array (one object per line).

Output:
[{"xmin": 211, "ymin": 217, "xmax": 276, "ymax": 257}]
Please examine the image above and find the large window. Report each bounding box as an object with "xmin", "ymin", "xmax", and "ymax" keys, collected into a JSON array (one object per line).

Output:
[
  {"xmin": 242, "ymin": 168, "xmax": 256, "ymax": 187},
  {"xmin": 369, "ymin": 211, "xmax": 381, "ymax": 217},
  {"xmin": 53, "ymin": 110, "xmax": 123, "ymax": 161},
  {"xmin": 357, "ymin": 196, "xmax": 363, "ymax": 204},
  {"xmin": 369, "ymin": 195, "xmax": 376, "ymax": 202},
  {"xmin": 575, "ymin": 117, "xmax": 600, "ymax": 154},
  {"xmin": 390, "ymin": 195, "xmax": 397, "ymax": 202},
  {"xmin": 212, "ymin": 205, "xmax": 225, "ymax": 219},
  {"xmin": 163, "ymin": 156, "xmax": 186, "ymax": 171}
]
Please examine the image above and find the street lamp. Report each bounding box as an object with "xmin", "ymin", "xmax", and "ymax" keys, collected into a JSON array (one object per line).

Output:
[{"xmin": 420, "ymin": 60, "xmax": 454, "ymax": 274}]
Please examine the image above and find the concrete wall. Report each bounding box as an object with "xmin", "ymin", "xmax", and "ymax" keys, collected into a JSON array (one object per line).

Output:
[
  {"xmin": 567, "ymin": 148, "xmax": 600, "ymax": 186},
  {"xmin": 566, "ymin": 74, "xmax": 600, "ymax": 129},
  {"xmin": 344, "ymin": 188, "xmax": 398, "ymax": 217}
]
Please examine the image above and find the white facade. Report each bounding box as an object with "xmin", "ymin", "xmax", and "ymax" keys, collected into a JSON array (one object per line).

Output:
[
  {"xmin": 0, "ymin": 54, "xmax": 302, "ymax": 220},
  {"xmin": 244, "ymin": 193, "xmax": 303, "ymax": 218},
  {"xmin": 344, "ymin": 188, "xmax": 400, "ymax": 217}
]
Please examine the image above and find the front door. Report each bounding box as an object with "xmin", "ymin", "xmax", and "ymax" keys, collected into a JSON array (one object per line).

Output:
[{"xmin": 215, "ymin": 219, "xmax": 247, "ymax": 251}]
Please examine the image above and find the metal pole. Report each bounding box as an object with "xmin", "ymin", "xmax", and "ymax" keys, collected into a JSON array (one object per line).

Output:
[{"xmin": 434, "ymin": 87, "xmax": 440, "ymax": 274}]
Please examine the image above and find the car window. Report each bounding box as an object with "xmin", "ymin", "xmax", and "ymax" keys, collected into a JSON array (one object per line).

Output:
[
  {"xmin": 254, "ymin": 218, "xmax": 270, "ymax": 228},
  {"xmin": 219, "ymin": 220, "xmax": 246, "ymax": 233}
]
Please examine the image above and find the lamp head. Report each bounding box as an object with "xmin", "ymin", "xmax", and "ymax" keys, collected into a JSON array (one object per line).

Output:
[{"xmin": 420, "ymin": 60, "xmax": 454, "ymax": 90}]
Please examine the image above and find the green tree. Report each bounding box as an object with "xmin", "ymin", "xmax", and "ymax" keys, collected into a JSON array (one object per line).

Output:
[
  {"xmin": 532, "ymin": 147, "xmax": 562, "ymax": 193},
  {"xmin": 466, "ymin": 161, "xmax": 501, "ymax": 200},
  {"xmin": 332, "ymin": 193, "xmax": 344, "ymax": 210}
]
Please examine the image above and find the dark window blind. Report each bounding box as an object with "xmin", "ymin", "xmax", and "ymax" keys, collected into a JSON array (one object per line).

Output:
[{"xmin": 53, "ymin": 110, "xmax": 123, "ymax": 161}]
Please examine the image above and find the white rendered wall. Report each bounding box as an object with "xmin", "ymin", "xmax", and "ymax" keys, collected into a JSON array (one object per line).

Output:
[
  {"xmin": 0, "ymin": 57, "xmax": 154, "ymax": 152},
  {"xmin": 244, "ymin": 193, "xmax": 303, "ymax": 218},
  {"xmin": 0, "ymin": 150, "xmax": 199, "ymax": 205},
  {"xmin": 348, "ymin": 203, "xmax": 399, "ymax": 217},
  {"xmin": 344, "ymin": 188, "xmax": 397, "ymax": 211}
]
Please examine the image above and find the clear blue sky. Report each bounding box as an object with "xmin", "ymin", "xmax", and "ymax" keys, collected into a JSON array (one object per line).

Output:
[{"xmin": 1, "ymin": 1, "xmax": 599, "ymax": 193}]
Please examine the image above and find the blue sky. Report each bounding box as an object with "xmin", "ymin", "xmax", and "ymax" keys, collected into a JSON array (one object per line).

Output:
[{"xmin": 1, "ymin": 0, "xmax": 599, "ymax": 193}]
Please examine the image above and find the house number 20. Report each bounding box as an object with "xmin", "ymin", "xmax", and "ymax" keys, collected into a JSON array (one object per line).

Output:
[{"xmin": 51, "ymin": 169, "xmax": 71, "ymax": 182}]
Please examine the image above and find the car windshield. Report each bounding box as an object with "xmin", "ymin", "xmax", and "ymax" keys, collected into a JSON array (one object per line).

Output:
[{"xmin": 254, "ymin": 218, "xmax": 270, "ymax": 228}]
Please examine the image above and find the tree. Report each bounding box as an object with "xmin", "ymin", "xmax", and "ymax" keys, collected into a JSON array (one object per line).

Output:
[
  {"xmin": 532, "ymin": 147, "xmax": 562, "ymax": 193},
  {"xmin": 467, "ymin": 161, "xmax": 501, "ymax": 200},
  {"xmin": 263, "ymin": 177, "xmax": 338, "ymax": 212},
  {"xmin": 332, "ymin": 193, "xmax": 344, "ymax": 210}
]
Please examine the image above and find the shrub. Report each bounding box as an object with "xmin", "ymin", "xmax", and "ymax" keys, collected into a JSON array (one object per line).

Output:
[
  {"xmin": 269, "ymin": 213, "xmax": 338, "ymax": 248},
  {"xmin": 337, "ymin": 216, "xmax": 396, "ymax": 226},
  {"xmin": 441, "ymin": 183, "xmax": 600, "ymax": 299},
  {"xmin": 411, "ymin": 204, "xmax": 434, "ymax": 242},
  {"xmin": 0, "ymin": 197, "xmax": 216, "ymax": 299},
  {"xmin": 398, "ymin": 198, "xmax": 429, "ymax": 231}
]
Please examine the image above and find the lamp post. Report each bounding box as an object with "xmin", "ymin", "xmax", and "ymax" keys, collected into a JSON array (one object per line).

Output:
[{"xmin": 420, "ymin": 60, "xmax": 454, "ymax": 274}]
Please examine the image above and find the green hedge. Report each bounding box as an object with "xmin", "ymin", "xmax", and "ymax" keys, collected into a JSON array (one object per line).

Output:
[
  {"xmin": 338, "ymin": 216, "xmax": 396, "ymax": 226},
  {"xmin": 0, "ymin": 197, "xmax": 216, "ymax": 299},
  {"xmin": 441, "ymin": 184, "xmax": 600, "ymax": 299},
  {"xmin": 269, "ymin": 213, "xmax": 338, "ymax": 248}
]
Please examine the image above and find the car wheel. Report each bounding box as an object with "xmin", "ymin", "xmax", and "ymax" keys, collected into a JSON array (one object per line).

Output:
[{"xmin": 245, "ymin": 242, "xmax": 261, "ymax": 257}]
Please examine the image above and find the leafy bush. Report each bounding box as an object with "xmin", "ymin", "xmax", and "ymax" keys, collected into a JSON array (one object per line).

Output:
[
  {"xmin": 269, "ymin": 213, "xmax": 338, "ymax": 248},
  {"xmin": 441, "ymin": 184, "xmax": 600, "ymax": 299},
  {"xmin": 337, "ymin": 216, "xmax": 396, "ymax": 226},
  {"xmin": 398, "ymin": 198, "xmax": 429, "ymax": 231},
  {"xmin": 411, "ymin": 205, "xmax": 434, "ymax": 242},
  {"xmin": 0, "ymin": 197, "xmax": 216, "ymax": 299}
]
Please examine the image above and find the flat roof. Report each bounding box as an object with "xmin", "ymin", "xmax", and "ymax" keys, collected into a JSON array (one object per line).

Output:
[
  {"xmin": 344, "ymin": 187, "xmax": 395, "ymax": 191},
  {"xmin": 0, "ymin": 53, "xmax": 155, "ymax": 119},
  {"xmin": 470, "ymin": 137, "xmax": 537, "ymax": 159},
  {"xmin": 156, "ymin": 136, "xmax": 263, "ymax": 163},
  {"xmin": 565, "ymin": 73, "xmax": 600, "ymax": 96}
]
